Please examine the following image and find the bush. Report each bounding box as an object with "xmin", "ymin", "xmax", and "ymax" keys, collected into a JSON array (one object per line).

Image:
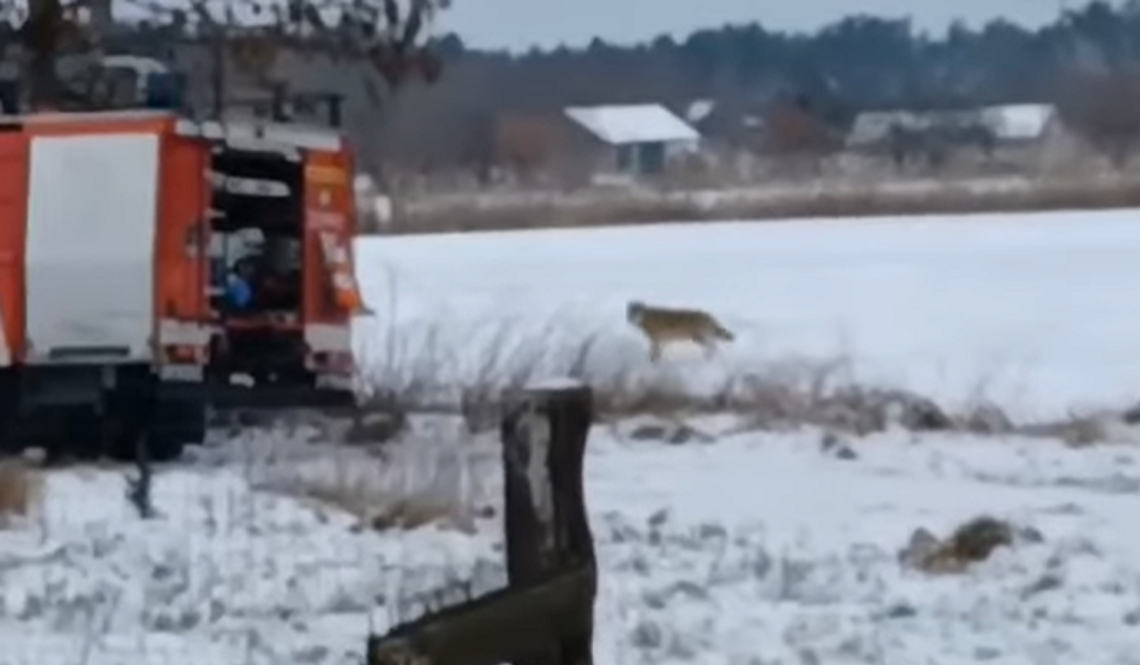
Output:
[
  {"xmin": 0, "ymin": 461, "xmax": 41, "ymax": 529},
  {"xmin": 355, "ymin": 318, "xmax": 1118, "ymax": 443},
  {"xmin": 377, "ymin": 175, "xmax": 1140, "ymax": 235}
]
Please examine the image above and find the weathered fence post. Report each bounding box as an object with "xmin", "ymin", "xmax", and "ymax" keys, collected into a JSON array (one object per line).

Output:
[
  {"xmin": 366, "ymin": 380, "xmax": 596, "ymax": 665},
  {"xmin": 500, "ymin": 380, "xmax": 596, "ymax": 665}
]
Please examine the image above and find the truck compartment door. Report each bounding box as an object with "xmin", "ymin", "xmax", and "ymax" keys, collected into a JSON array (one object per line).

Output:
[{"xmin": 24, "ymin": 132, "xmax": 161, "ymax": 362}]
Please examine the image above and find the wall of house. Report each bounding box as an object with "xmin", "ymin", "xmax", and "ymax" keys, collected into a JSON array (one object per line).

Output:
[
  {"xmin": 615, "ymin": 142, "xmax": 668, "ymax": 175},
  {"xmin": 491, "ymin": 113, "xmax": 620, "ymax": 185},
  {"xmin": 491, "ymin": 114, "xmax": 704, "ymax": 185}
]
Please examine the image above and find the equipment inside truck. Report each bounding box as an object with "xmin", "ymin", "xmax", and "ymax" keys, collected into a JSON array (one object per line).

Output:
[{"xmin": 210, "ymin": 227, "xmax": 302, "ymax": 317}]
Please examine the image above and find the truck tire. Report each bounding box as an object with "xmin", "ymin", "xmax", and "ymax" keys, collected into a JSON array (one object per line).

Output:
[
  {"xmin": 108, "ymin": 390, "xmax": 206, "ymax": 463},
  {"xmin": 0, "ymin": 372, "xmax": 21, "ymax": 456},
  {"xmin": 148, "ymin": 394, "xmax": 207, "ymax": 462}
]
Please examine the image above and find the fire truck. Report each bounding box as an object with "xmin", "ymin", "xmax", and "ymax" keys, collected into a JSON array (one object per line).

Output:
[{"xmin": 0, "ymin": 108, "xmax": 366, "ymax": 462}]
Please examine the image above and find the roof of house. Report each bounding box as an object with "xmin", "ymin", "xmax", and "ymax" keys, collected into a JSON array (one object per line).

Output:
[
  {"xmin": 846, "ymin": 109, "xmax": 970, "ymax": 146},
  {"xmin": 563, "ymin": 104, "xmax": 700, "ymax": 145},
  {"xmin": 685, "ymin": 99, "xmax": 716, "ymax": 124}
]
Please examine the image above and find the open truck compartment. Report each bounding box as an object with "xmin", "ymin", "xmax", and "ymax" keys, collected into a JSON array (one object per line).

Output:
[{"xmin": 205, "ymin": 143, "xmax": 358, "ymax": 411}]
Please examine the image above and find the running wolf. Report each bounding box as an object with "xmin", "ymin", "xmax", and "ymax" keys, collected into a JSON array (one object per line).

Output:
[{"xmin": 626, "ymin": 300, "xmax": 735, "ymax": 362}]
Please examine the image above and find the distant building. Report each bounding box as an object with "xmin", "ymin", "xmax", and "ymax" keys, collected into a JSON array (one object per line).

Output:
[
  {"xmin": 846, "ymin": 109, "xmax": 970, "ymax": 150},
  {"xmin": 847, "ymin": 103, "xmax": 1064, "ymax": 149},
  {"xmin": 684, "ymin": 99, "xmax": 717, "ymax": 126},
  {"xmin": 845, "ymin": 103, "xmax": 1069, "ymax": 170},
  {"xmin": 563, "ymin": 104, "xmax": 701, "ymax": 176},
  {"xmin": 492, "ymin": 103, "xmax": 702, "ymax": 183},
  {"xmin": 675, "ymin": 97, "xmax": 769, "ymax": 153},
  {"xmin": 978, "ymin": 103, "xmax": 1063, "ymax": 144}
]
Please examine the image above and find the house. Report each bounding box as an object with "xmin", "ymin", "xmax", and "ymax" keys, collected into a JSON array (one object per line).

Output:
[
  {"xmin": 845, "ymin": 108, "xmax": 985, "ymax": 151},
  {"xmin": 492, "ymin": 103, "xmax": 701, "ymax": 183},
  {"xmin": 977, "ymin": 103, "xmax": 1068, "ymax": 155},
  {"xmin": 675, "ymin": 97, "xmax": 769, "ymax": 153},
  {"xmin": 684, "ymin": 99, "xmax": 717, "ymax": 126},
  {"xmin": 846, "ymin": 103, "xmax": 1068, "ymax": 168},
  {"xmin": 562, "ymin": 103, "xmax": 701, "ymax": 176},
  {"xmin": 493, "ymin": 112, "xmax": 572, "ymax": 178}
]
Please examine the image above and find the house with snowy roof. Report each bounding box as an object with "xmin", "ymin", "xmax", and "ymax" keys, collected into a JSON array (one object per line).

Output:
[
  {"xmin": 492, "ymin": 103, "xmax": 702, "ymax": 182},
  {"xmin": 561, "ymin": 103, "xmax": 701, "ymax": 177},
  {"xmin": 847, "ymin": 103, "xmax": 1063, "ymax": 149},
  {"xmin": 844, "ymin": 103, "xmax": 1071, "ymax": 170}
]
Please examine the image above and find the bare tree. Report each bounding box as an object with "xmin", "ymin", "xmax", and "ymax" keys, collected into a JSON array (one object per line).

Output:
[
  {"xmin": 1056, "ymin": 67, "xmax": 1140, "ymax": 168},
  {"xmin": 175, "ymin": 0, "xmax": 445, "ymax": 118},
  {"xmin": 0, "ymin": 0, "xmax": 447, "ymax": 118},
  {"xmin": 0, "ymin": 0, "xmax": 99, "ymax": 108},
  {"xmin": 764, "ymin": 95, "xmax": 840, "ymax": 174}
]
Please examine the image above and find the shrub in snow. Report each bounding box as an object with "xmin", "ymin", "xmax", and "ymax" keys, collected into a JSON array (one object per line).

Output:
[
  {"xmin": 899, "ymin": 516, "xmax": 1036, "ymax": 575},
  {"xmin": 0, "ymin": 461, "xmax": 40, "ymax": 528},
  {"xmin": 624, "ymin": 417, "xmax": 714, "ymax": 445},
  {"xmin": 963, "ymin": 402, "xmax": 1015, "ymax": 435}
]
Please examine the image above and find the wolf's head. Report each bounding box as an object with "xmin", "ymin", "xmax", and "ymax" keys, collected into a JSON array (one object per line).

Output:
[{"xmin": 626, "ymin": 300, "xmax": 646, "ymax": 324}]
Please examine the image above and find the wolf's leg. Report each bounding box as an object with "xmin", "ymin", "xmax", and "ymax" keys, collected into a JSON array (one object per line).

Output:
[
  {"xmin": 692, "ymin": 334, "xmax": 715, "ymax": 359},
  {"xmin": 701, "ymin": 339, "xmax": 716, "ymax": 359},
  {"xmin": 649, "ymin": 341, "xmax": 662, "ymax": 363}
]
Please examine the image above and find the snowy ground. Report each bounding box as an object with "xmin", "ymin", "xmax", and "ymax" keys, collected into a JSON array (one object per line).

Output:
[
  {"xmin": 355, "ymin": 208, "xmax": 1140, "ymax": 421},
  {"xmin": 6, "ymin": 209, "xmax": 1140, "ymax": 664},
  {"xmin": 2, "ymin": 419, "xmax": 1140, "ymax": 664}
]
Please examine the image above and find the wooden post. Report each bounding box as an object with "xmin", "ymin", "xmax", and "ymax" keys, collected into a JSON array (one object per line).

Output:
[
  {"xmin": 366, "ymin": 380, "xmax": 596, "ymax": 665},
  {"xmin": 500, "ymin": 380, "xmax": 595, "ymax": 665}
]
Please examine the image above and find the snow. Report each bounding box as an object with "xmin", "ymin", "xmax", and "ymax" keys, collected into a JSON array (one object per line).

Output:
[
  {"xmin": 525, "ymin": 376, "xmax": 586, "ymax": 391},
  {"xmin": 564, "ymin": 104, "xmax": 701, "ymax": 145},
  {"xmin": 8, "ymin": 209, "xmax": 1140, "ymax": 663},
  {"xmin": 355, "ymin": 209, "xmax": 1140, "ymax": 421},
  {"xmin": 0, "ymin": 426, "xmax": 506, "ymax": 665},
  {"xmin": 3, "ymin": 423, "xmax": 1140, "ymax": 664},
  {"xmin": 685, "ymin": 99, "xmax": 716, "ymax": 124},
  {"xmin": 589, "ymin": 427, "xmax": 1140, "ymax": 665}
]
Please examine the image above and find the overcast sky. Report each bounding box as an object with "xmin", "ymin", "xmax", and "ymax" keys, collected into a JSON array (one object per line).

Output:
[{"xmin": 437, "ymin": 0, "xmax": 1073, "ymax": 51}]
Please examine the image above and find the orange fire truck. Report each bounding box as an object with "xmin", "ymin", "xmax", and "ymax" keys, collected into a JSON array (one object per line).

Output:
[{"xmin": 0, "ymin": 109, "xmax": 365, "ymax": 462}]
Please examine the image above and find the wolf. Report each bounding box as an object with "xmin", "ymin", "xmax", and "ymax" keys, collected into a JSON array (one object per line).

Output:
[{"xmin": 626, "ymin": 300, "xmax": 735, "ymax": 362}]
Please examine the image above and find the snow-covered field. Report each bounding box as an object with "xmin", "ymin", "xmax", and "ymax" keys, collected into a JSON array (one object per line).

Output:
[
  {"xmin": 356, "ymin": 208, "xmax": 1140, "ymax": 421},
  {"xmin": 3, "ymin": 422, "xmax": 1140, "ymax": 665},
  {"xmin": 5, "ymin": 209, "xmax": 1140, "ymax": 664}
]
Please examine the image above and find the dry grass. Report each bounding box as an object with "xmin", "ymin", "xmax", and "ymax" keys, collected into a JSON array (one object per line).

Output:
[
  {"xmin": 0, "ymin": 460, "xmax": 42, "ymax": 528},
  {"xmin": 380, "ymin": 175, "xmax": 1140, "ymax": 235},
  {"xmin": 235, "ymin": 423, "xmax": 497, "ymax": 534},
  {"xmin": 236, "ymin": 318, "xmax": 1131, "ymax": 530},
  {"xmin": 352, "ymin": 318, "xmax": 1127, "ymax": 444}
]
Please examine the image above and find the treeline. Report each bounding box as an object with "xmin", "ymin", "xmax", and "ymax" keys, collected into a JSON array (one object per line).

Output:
[
  {"xmin": 5, "ymin": 0, "xmax": 1137, "ymax": 174},
  {"xmin": 442, "ymin": 1, "xmax": 1140, "ymax": 109},
  {"xmin": 372, "ymin": 0, "xmax": 1140, "ymax": 168}
]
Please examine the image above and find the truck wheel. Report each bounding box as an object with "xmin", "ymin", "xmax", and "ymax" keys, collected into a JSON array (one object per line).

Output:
[
  {"xmin": 66, "ymin": 409, "xmax": 105, "ymax": 461},
  {"xmin": 148, "ymin": 394, "xmax": 207, "ymax": 462},
  {"xmin": 0, "ymin": 374, "xmax": 20, "ymax": 456},
  {"xmin": 107, "ymin": 395, "xmax": 204, "ymax": 463},
  {"xmin": 146, "ymin": 430, "xmax": 186, "ymax": 464}
]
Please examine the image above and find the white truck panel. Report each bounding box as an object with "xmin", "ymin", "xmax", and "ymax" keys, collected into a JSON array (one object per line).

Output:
[{"xmin": 25, "ymin": 133, "xmax": 160, "ymax": 363}]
